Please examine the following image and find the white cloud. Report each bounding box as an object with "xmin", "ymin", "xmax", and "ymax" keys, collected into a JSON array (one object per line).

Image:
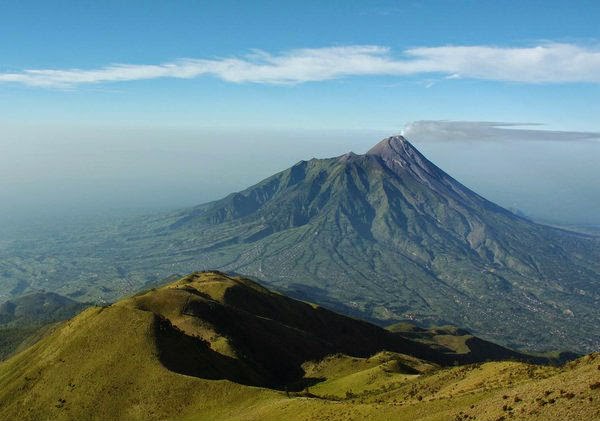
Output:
[
  {"xmin": 2, "ymin": 43, "xmax": 600, "ymax": 87},
  {"xmin": 402, "ymin": 121, "xmax": 600, "ymax": 142}
]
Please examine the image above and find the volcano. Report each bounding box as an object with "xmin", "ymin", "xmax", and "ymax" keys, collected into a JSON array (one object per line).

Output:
[
  {"xmin": 132, "ymin": 135, "xmax": 598, "ymax": 352},
  {"xmin": 3, "ymin": 135, "xmax": 599, "ymax": 352}
]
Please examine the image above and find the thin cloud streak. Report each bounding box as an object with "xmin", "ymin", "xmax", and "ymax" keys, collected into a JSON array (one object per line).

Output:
[
  {"xmin": 402, "ymin": 121, "xmax": 600, "ymax": 143},
  {"xmin": 2, "ymin": 43, "xmax": 600, "ymax": 87}
]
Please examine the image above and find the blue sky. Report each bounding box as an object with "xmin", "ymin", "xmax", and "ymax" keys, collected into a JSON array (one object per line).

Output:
[
  {"xmin": 0, "ymin": 1, "xmax": 599, "ymax": 225},
  {"xmin": 2, "ymin": 0, "xmax": 600, "ymax": 129}
]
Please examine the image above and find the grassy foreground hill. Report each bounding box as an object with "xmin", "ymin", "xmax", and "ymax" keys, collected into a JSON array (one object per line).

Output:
[{"xmin": 0, "ymin": 271, "xmax": 597, "ymax": 421}]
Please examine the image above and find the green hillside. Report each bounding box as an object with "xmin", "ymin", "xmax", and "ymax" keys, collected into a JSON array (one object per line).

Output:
[
  {"xmin": 0, "ymin": 271, "xmax": 597, "ymax": 421},
  {"xmin": 1, "ymin": 136, "xmax": 599, "ymax": 352},
  {"xmin": 0, "ymin": 292, "xmax": 88, "ymax": 360}
]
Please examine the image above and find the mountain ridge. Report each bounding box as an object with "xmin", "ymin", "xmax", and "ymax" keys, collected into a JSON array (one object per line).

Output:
[{"xmin": 0, "ymin": 271, "xmax": 596, "ymax": 421}]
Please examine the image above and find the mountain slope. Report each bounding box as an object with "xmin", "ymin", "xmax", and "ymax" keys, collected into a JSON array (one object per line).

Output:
[
  {"xmin": 1, "ymin": 135, "xmax": 599, "ymax": 352},
  {"xmin": 0, "ymin": 271, "xmax": 596, "ymax": 421},
  {"xmin": 0, "ymin": 292, "xmax": 88, "ymax": 360}
]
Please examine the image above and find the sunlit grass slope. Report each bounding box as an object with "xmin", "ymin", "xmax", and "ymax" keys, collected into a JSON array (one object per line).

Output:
[{"xmin": 0, "ymin": 271, "xmax": 597, "ymax": 421}]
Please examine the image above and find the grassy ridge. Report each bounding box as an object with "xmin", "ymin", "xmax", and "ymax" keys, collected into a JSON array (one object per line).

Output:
[{"xmin": 0, "ymin": 271, "xmax": 597, "ymax": 421}]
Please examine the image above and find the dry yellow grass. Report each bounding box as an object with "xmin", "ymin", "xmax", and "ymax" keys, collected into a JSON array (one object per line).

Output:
[{"xmin": 0, "ymin": 271, "xmax": 598, "ymax": 421}]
